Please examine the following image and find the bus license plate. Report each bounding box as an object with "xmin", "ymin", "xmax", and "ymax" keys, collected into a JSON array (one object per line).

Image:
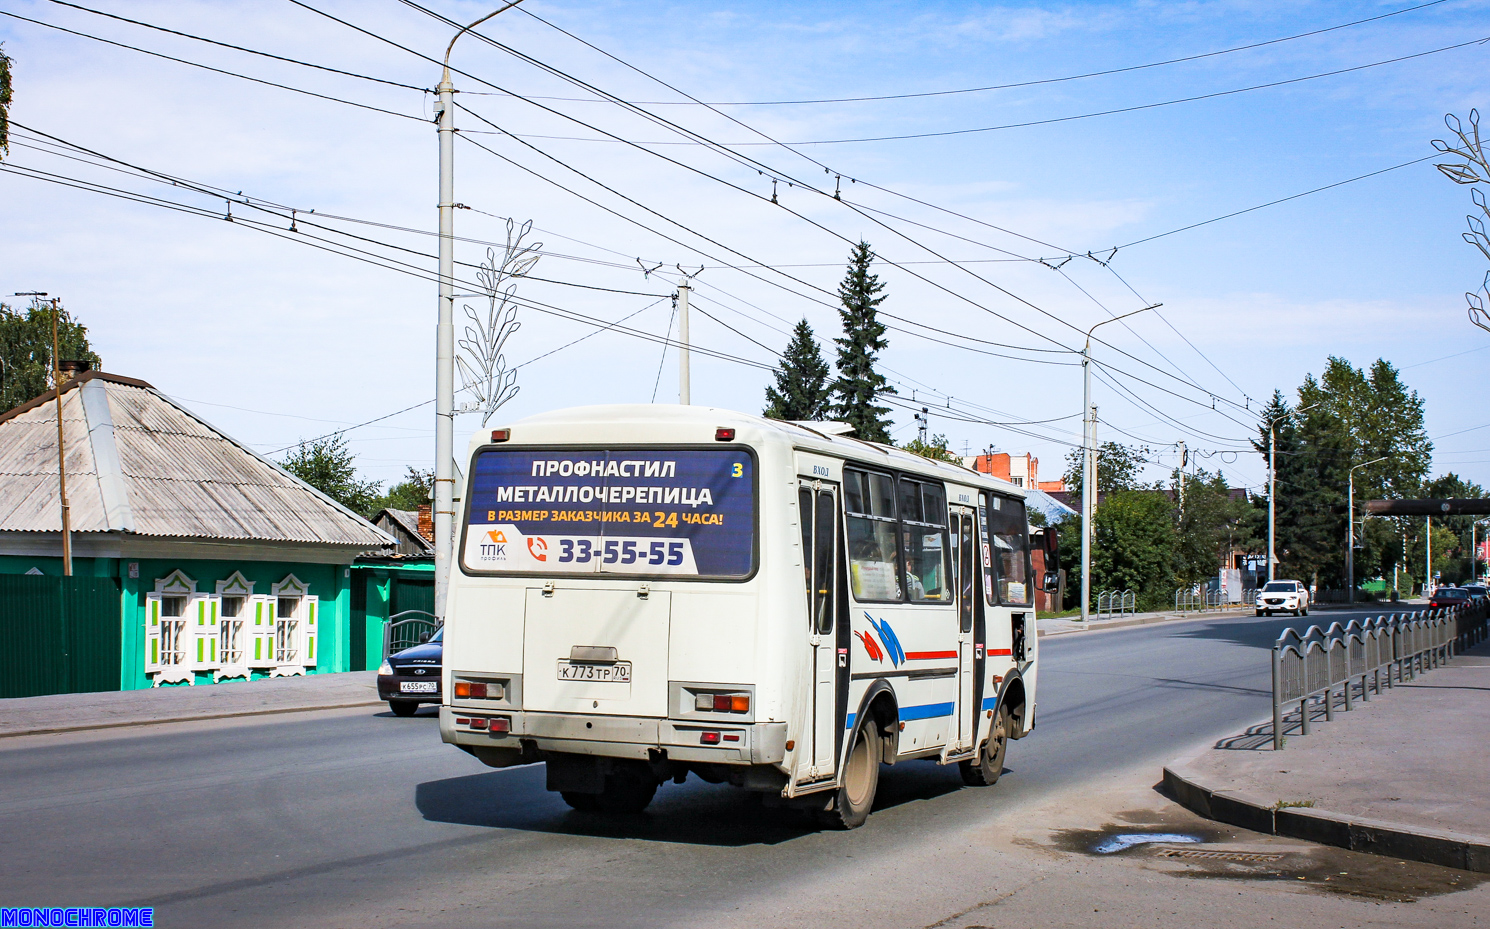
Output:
[
  {"xmin": 557, "ymin": 660, "xmax": 631, "ymax": 683},
  {"xmin": 400, "ymin": 681, "xmax": 437, "ymax": 693}
]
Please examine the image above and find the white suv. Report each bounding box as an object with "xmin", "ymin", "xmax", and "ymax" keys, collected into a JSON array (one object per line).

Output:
[{"xmin": 1256, "ymin": 580, "xmax": 1309, "ymax": 617}]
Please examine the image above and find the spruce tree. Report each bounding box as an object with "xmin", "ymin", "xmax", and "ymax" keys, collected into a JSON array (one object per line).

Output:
[
  {"xmin": 763, "ymin": 318, "xmax": 831, "ymax": 421},
  {"xmin": 831, "ymin": 240, "xmax": 894, "ymax": 441}
]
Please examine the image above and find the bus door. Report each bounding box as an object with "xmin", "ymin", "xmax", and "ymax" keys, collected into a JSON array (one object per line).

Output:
[
  {"xmin": 950, "ymin": 505, "xmax": 979, "ymax": 750},
  {"xmin": 798, "ymin": 481, "xmax": 845, "ymax": 777}
]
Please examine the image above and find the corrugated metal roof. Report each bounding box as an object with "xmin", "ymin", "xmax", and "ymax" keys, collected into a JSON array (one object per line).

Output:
[{"xmin": 0, "ymin": 373, "xmax": 394, "ymax": 548}]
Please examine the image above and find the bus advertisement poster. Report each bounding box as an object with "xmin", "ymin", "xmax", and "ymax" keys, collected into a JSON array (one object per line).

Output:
[{"xmin": 461, "ymin": 448, "xmax": 755, "ymax": 577}]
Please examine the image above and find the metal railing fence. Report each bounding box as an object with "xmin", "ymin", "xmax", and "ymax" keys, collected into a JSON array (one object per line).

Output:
[
  {"xmin": 1095, "ymin": 589, "xmax": 1135, "ymax": 619},
  {"xmin": 1269, "ymin": 602, "xmax": 1487, "ymax": 750},
  {"xmin": 384, "ymin": 609, "xmax": 442, "ymax": 658}
]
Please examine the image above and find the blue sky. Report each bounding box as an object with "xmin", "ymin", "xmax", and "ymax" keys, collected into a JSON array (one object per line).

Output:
[{"xmin": 2, "ymin": 0, "xmax": 1488, "ymax": 495}]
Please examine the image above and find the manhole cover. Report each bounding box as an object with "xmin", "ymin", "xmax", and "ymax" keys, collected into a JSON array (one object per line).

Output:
[{"xmin": 1159, "ymin": 848, "xmax": 1284, "ymax": 863}]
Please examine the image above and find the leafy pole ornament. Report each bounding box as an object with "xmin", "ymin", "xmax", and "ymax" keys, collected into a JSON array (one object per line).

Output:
[
  {"xmin": 457, "ymin": 218, "xmax": 540, "ymax": 425},
  {"xmin": 1431, "ymin": 110, "xmax": 1490, "ymax": 334}
]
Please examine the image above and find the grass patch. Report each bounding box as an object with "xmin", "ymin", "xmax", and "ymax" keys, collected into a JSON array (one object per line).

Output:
[{"xmin": 1273, "ymin": 799, "xmax": 1317, "ymax": 810}]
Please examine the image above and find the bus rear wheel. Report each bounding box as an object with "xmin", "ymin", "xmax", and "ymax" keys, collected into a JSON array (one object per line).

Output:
[
  {"xmin": 818, "ymin": 721, "xmax": 881, "ymax": 829},
  {"xmin": 960, "ymin": 704, "xmax": 1010, "ymax": 787}
]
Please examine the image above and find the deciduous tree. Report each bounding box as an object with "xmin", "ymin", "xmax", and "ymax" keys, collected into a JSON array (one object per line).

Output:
[
  {"xmin": 0, "ymin": 298, "xmax": 102, "ymax": 412},
  {"xmin": 280, "ymin": 435, "xmax": 382, "ymax": 517}
]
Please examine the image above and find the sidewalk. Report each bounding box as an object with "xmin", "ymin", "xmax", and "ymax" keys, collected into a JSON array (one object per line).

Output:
[
  {"xmin": 1164, "ymin": 639, "xmax": 1490, "ymax": 872},
  {"xmin": 0, "ymin": 671, "xmax": 383, "ymax": 739},
  {"xmin": 1038, "ymin": 607, "xmax": 1254, "ymax": 637}
]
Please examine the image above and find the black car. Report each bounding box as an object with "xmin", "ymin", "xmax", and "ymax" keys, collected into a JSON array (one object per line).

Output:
[
  {"xmin": 1461, "ymin": 585, "xmax": 1488, "ymax": 603},
  {"xmin": 378, "ymin": 628, "xmax": 442, "ymax": 716}
]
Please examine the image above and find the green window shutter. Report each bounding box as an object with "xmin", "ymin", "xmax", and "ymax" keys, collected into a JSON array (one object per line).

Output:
[{"xmin": 197, "ymin": 637, "xmax": 204, "ymax": 662}]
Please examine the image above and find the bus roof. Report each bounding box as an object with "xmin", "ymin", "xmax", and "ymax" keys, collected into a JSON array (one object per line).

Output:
[{"xmin": 486, "ymin": 404, "xmax": 1028, "ymax": 498}]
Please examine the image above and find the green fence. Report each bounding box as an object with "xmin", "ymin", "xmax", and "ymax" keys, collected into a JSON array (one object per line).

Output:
[{"xmin": 0, "ymin": 574, "xmax": 122, "ymax": 698}]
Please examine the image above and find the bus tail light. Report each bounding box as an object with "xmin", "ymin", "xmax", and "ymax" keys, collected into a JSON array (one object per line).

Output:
[
  {"xmin": 695, "ymin": 692, "xmax": 751, "ymax": 713},
  {"xmin": 470, "ymin": 717, "xmax": 489, "ymax": 731},
  {"xmin": 489, "ymin": 717, "xmax": 510, "ymax": 734},
  {"xmin": 491, "ymin": 428, "xmax": 511, "ymax": 442},
  {"xmin": 715, "ymin": 427, "xmax": 735, "ymax": 441},
  {"xmin": 700, "ymin": 731, "xmax": 721, "ymax": 744}
]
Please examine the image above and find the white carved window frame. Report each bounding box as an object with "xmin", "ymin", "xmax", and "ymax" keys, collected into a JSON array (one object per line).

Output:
[
  {"xmin": 268, "ymin": 574, "xmax": 317, "ymax": 676},
  {"xmin": 214, "ymin": 571, "xmax": 255, "ymax": 682},
  {"xmin": 146, "ymin": 570, "xmax": 199, "ymax": 686}
]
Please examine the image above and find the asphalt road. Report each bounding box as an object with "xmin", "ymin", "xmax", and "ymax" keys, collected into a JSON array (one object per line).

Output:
[{"xmin": 0, "ymin": 606, "xmax": 1448, "ymax": 928}]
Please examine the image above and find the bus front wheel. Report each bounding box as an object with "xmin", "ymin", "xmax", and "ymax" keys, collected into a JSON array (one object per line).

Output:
[
  {"xmin": 818, "ymin": 721, "xmax": 881, "ymax": 829},
  {"xmin": 960, "ymin": 704, "xmax": 1010, "ymax": 787}
]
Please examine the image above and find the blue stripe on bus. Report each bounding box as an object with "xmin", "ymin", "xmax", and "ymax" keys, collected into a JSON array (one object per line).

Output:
[
  {"xmin": 844, "ymin": 702, "xmax": 956, "ymax": 729},
  {"xmin": 982, "ymin": 696, "xmax": 998, "ymax": 712}
]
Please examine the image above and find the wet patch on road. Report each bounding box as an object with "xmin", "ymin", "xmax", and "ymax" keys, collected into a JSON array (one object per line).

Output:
[{"xmin": 1049, "ymin": 807, "xmax": 1486, "ymax": 903}]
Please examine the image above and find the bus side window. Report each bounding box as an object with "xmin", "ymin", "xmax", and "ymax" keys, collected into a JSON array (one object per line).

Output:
[
  {"xmin": 986, "ymin": 496, "xmax": 1031, "ymax": 606},
  {"xmin": 798, "ymin": 488, "xmax": 815, "ymax": 595},
  {"xmin": 899, "ymin": 478, "xmax": 949, "ymax": 602},
  {"xmin": 845, "ymin": 468, "xmax": 900, "ymax": 601}
]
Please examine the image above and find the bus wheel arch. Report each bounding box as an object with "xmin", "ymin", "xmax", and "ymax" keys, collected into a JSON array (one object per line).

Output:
[
  {"xmin": 1001, "ymin": 676, "xmax": 1030, "ymax": 740},
  {"xmin": 852, "ymin": 679, "xmax": 901, "ymax": 763}
]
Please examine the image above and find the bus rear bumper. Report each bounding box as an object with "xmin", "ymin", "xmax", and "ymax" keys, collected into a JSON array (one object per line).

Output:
[{"xmin": 440, "ymin": 706, "xmax": 789, "ymax": 766}]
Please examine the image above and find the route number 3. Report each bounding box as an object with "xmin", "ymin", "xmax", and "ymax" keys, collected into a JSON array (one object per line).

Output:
[{"xmin": 732, "ymin": 463, "xmax": 744, "ymax": 478}]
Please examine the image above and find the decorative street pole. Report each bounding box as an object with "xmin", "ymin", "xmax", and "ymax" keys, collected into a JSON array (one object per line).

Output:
[
  {"xmin": 1080, "ymin": 305, "xmax": 1157, "ymax": 622},
  {"xmin": 1346, "ymin": 456, "xmax": 1386, "ymax": 603},
  {"xmin": 433, "ymin": 2, "xmax": 527, "ymax": 618}
]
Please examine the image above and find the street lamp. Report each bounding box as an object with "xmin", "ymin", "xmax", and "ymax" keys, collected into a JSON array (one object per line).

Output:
[
  {"xmin": 1079, "ymin": 304, "xmax": 1158, "ymax": 622},
  {"xmin": 1346, "ymin": 456, "xmax": 1387, "ymax": 603},
  {"xmin": 432, "ymin": 2, "xmax": 527, "ymax": 619},
  {"xmin": 1263, "ymin": 398, "xmax": 1325, "ymax": 583}
]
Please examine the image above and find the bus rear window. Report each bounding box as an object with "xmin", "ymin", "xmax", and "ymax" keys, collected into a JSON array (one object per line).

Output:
[{"xmin": 460, "ymin": 448, "xmax": 756, "ymax": 579}]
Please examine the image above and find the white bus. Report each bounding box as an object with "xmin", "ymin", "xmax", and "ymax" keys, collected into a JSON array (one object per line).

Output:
[{"xmin": 440, "ymin": 405, "xmax": 1051, "ymax": 828}]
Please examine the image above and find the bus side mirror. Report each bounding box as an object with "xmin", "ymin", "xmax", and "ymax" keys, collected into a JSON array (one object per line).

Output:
[{"xmin": 1044, "ymin": 571, "xmax": 1060, "ymax": 590}]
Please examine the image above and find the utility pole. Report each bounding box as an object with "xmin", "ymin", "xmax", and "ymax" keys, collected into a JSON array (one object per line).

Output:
[
  {"xmin": 677, "ymin": 273, "xmax": 691, "ymax": 404},
  {"xmin": 14, "ymin": 292, "xmax": 69, "ymax": 575},
  {"xmin": 1426, "ymin": 516, "xmax": 1433, "ymax": 597},
  {"xmin": 1346, "ymin": 457, "xmax": 1386, "ymax": 604},
  {"xmin": 1080, "ymin": 304, "xmax": 1156, "ymax": 622},
  {"xmin": 1176, "ymin": 440, "xmax": 1187, "ymax": 524},
  {"xmin": 1473, "ymin": 517, "xmax": 1490, "ymax": 586},
  {"xmin": 50, "ymin": 298, "xmax": 71, "ymax": 577},
  {"xmin": 433, "ymin": 2, "xmax": 526, "ymax": 619}
]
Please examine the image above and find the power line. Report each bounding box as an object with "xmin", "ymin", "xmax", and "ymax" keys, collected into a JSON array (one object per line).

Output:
[
  {"xmin": 0, "ymin": 160, "xmax": 777, "ymax": 373},
  {"xmin": 470, "ymin": 0, "xmax": 1453, "ymax": 106},
  {"xmin": 431, "ymin": 9, "xmax": 1262, "ymax": 416},
  {"xmin": 0, "ymin": 9, "xmax": 423, "ymax": 121},
  {"xmin": 43, "ymin": 0, "xmax": 426, "ymax": 91},
  {"xmin": 1116, "ymin": 153, "xmax": 1443, "ymax": 251},
  {"xmin": 305, "ymin": 0, "xmax": 1253, "ymax": 415},
  {"xmin": 482, "ymin": 35, "xmax": 1490, "ymax": 146}
]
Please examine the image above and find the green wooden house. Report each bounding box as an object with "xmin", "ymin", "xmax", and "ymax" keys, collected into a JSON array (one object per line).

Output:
[{"xmin": 0, "ymin": 370, "xmax": 397, "ymax": 691}]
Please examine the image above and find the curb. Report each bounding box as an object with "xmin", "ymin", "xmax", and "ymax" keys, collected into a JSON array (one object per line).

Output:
[
  {"xmin": 0, "ymin": 699, "xmax": 386, "ymax": 740},
  {"xmin": 1038, "ymin": 609, "xmax": 1253, "ymax": 638},
  {"xmin": 1162, "ymin": 762, "xmax": 1490, "ymax": 873}
]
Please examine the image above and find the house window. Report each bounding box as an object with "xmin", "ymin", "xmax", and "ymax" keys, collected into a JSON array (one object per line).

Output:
[
  {"xmin": 158, "ymin": 596, "xmax": 188, "ymax": 667},
  {"xmin": 221, "ymin": 596, "xmax": 245, "ymax": 666},
  {"xmin": 276, "ymin": 597, "xmax": 300, "ymax": 664}
]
